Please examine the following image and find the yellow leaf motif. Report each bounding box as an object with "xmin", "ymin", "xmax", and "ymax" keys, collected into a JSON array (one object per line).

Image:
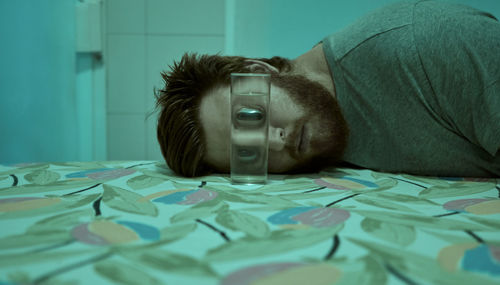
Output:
[
  {"xmin": 89, "ymin": 220, "xmax": 139, "ymax": 244},
  {"xmin": 465, "ymin": 200, "xmax": 500, "ymax": 215},
  {"xmin": 0, "ymin": 198, "xmax": 60, "ymax": 212},
  {"xmin": 254, "ymin": 264, "xmax": 342, "ymax": 285},
  {"xmin": 438, "ymin": 243, "xmax": 478, "ymax": 272}
]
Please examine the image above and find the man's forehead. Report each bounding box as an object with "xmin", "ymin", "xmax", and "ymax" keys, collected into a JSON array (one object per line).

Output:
[
  {"xmin": 205, "ymin": 85, "xmax": 229, "ymax": 103},
  {"xmin": 199, "ymin": 86, "xmax": 231, "ymax": 171}
]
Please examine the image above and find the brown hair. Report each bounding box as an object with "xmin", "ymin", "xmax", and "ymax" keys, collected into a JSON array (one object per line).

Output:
[{"xmin": 155, "ymin": 53, "xmax": 291, "ymax": 177}]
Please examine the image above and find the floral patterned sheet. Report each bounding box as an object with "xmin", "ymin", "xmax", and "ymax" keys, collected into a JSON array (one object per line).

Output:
[{"xmin": 0, "ymin": 161, "xmax": 499, "ymax": 285}]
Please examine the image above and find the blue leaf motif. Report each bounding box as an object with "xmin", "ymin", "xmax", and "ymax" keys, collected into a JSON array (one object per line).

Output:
[{"xmin": 267, "ymin": 207, "xmax": 315, "ymax": 225}]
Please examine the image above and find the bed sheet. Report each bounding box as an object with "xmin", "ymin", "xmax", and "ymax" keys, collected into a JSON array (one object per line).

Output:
[{"xmin": 0, "ymin": 161, "xmax": 499, "ymax": 285}]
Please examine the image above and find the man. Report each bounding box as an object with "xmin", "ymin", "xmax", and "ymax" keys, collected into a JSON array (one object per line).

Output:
[{"xmin": 156, "ymin": 0, "xmax": 500, "ymax": 178}]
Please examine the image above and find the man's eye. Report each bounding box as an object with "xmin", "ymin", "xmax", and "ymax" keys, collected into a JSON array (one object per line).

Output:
[
  {"xmin": 237, "ymin": 147, "xmax": 258, "ymax": 162},
  {"xmin": 234, "ymin": 107, "xmax": 265, "ymax": 127}
]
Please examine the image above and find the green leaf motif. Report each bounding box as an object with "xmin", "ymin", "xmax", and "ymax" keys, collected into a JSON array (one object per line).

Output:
[
  {"xmin": 206, "ymin": 225, "xmax": 342, "ymax": 261},
  {"xmin": 371, "ymin": 178, "xmax": 398, "ymax": 190},
  {"xmin": 466, "ymin": 216, "xmax": 500, "ymax": 230},
  {"xmin": 170, "ymin": 200, "xmax": 227, "ymax": 224},
  {"xmin": 351, "ymin": 209, "xmax": 491, "ymax": 231},
  {"xmin": 0, "ymin": 164, "xmax": 49, "ymax": 177},
  {"xmin": 215, "ymin": 210, "xmax": 270, "ymax": 238},
  {"xmin": 218, "ymin": 191, "xmax": 298, "ymax": 208},
  {"xmin": 361, "ymin": 218, "xmax": 416, "ymax": 246},
  {"xmin": 171, "ymin": 181, "xmax": 205, "ymax": 190},
  {"xmin": 374, "ymin": 192, "xmax": 438, "ymax": 206},
  {"xmin": 119, "ymin": 248, "xmax": 218, "ymax": 278},
  {"xmin": 279, "ymin": 191, "xmax": 343, "ymax": 201},
  {"xmin": 256, "ymin": 181, "xmax": 319, "ymax": 193},
  {"xmin": 400, "ymin": 174, "xmax": 450, "ymax": 187},
  {"xmin": 0, "ymin": 194, "xmax": 100, "ymax": 220},
  {"xmin": 370, "ymin": 171, "xmax": 395, "ymax": 180},
  {"xmin": 348, "ymin": 238, "xmax": 500, "ymax": 285},
  {"xmin": 0, "ymin": 231, "xmax": 71, "ymax": 250},
  {"xmin": 419, "ymin": 182, "xmax": 495, "ymax": 199},
  {"xmin": 52, "ymin": 161, "xmax": 108, "ymax": 169},
  {"xmin": 27, "ymin": 209, "xmax": 93, "ymax": 234},
  {"xmin": 0, "ymin": 248, "xmax": 102, "ymax": 268},
  {"xmin": 422, "ymin": 229, "xmax": 477, "ymax": 244},
  {"xmin": 160, "ymin": 222, "xmax": 197, "ymax": 243},
  {"xmin": 95, "ymin": 260, "xmax": 163, "ymax": 285},
  {"xmin": 0, "ymin": 209, "xmax": 92, "ymax": 249},
  {"xmin": 0, "ymin": 180, "xmax": 103, "ymax": 197},
  {"xmin": 5, "ymin": 271, "xmax": 31, "ymax": 285},
  {"xmin": 354, "ymin": 195, "xmax": 419, "ymax": 213},
  {"xmin": 102, "ymin": 184, "xmax": 158, "ymax": 216},
  {"xmin": 24, "ymin": 170, "xmax": 60, "ymax": 185},
  {"xmin": 126, "ymin": 174, "xmax": 165, "ymax": 190},
  {"xmin": 334, "ymin": 256, "xmax": 388, "ymax": 285}
]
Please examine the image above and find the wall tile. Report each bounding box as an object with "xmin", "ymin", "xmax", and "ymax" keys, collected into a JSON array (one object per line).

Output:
[
  {"xmin": 107, "ymin": 34, "xmax": 145, "ymax": 113},
  {"xmin": 146, "ymin": 114, "xmax": 163, "ymax": 161},
  {"xmin": 106, "ymin": 0, "xmax": 145, "ymax": 34},
  {"xmin": 147, "ymin": 0, "xmax": 225, "ymax": 35},
  {"xmin": 145, "ymin": 35, "xmax": 224, "ymax": 111},
  {"xmin": 107, "ymin": 113, "xmax": 146, "ymax": 160}
]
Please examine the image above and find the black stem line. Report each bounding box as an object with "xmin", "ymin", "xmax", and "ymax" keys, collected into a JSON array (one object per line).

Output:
[
  {"xmin": 125, "ymin": 162, "xmax": 156, "ymax": 169},
  {"xmin": 196, "ymin": 219, "xmax": 230, "ymax": 242},
  {"xmin": 324, "ymin": 235, "xmax": 340, "ymax": 260},
  {"xmin": 465, "ymin": 230, "xmax": 484, "ymax": 244},
  {"xmin": 32, "ymin": 251, "xmax": 113, "ymax": 285},
  {"xmin": 303, "ymin": 186, "xmax": 327, "ymax": 193},
  {"xmin": 496, "ymin": 185, "xmax": 500, "ymax": 198},
  {"xmin": 385, "ymin": 263, "xmax": 419, "ymax": 285},
  {"xmin": 10, "ymin": 174, "xmax": 18, "ymax": 187},
  {"xmin": 63, "ymin": 183, "xmax": 102, "ymax": 196},
  {"xmin": 326, "ymin": 193, "xmax": 360, "ymax": 207},
  {"xmin": 433, "ymin": 211, "xmax": 460, "ymax": 218},
  {"xmin": 93, "ymin": 196, "xmax": 103, "ymax": 216},
  {"xmin": 392, "ymin": 177, "xmax": 428, "ymax": 189}
]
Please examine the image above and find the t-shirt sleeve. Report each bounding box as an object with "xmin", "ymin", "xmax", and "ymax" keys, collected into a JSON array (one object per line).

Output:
[{"xmin": 413, "ymin": 1, "xmax": 500, "ymax": 156}]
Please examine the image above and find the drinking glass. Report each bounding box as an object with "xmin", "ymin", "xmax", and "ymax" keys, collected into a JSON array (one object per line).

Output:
[{"xmin": 230, "ymin": 73, "xmax": 270, "ymax": 184}]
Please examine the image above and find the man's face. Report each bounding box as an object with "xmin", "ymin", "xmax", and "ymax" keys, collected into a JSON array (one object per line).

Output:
[{"xmin": 199, "ymin": 74, "xmax": 348, "ymax": 173}]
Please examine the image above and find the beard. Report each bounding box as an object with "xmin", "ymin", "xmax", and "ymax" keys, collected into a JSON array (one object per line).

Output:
[{"xmin": 271, "ymin": 74, "xmax": 349, "ymax": 172}]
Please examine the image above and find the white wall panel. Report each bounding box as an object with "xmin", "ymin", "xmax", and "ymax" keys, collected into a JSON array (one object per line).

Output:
[
  {"xmin": 105, "ymin": 0, "xmax": 226, "ymax": 161},
  {"xmin": 107, "ymin": 35, "xmax": 146, "ymax": 113},
  {"xmin": 147, "ymin": 0, "xmax": 225, "ymax": 35},
  {"xmin": 106, "ymin": 0, "xmax": 145, "ymax": 34},
  {"xmin": 107, "ymin": 114, "xmax": 146, "ymax": 160}
]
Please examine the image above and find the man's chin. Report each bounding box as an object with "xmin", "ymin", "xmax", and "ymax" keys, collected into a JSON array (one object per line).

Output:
[{"xmin": 284, "ymin": 155, "xmax": 338, "ymax": 174}]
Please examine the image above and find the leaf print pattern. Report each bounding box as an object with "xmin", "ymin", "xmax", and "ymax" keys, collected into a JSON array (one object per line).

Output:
[
  {"xmin": 0, "ymin": 161, "xmax": 498, "ymax": 285},
  {"xmin": 72, "ymin": 220, "xmax": 161, "ymax": 245},
  {"xmin": 443, "ymin": 198, "xmax": 500, "ymax": 215},
  {"xmin": 267, "ymin": 207, "xmax": 350, "ymax": 228}
]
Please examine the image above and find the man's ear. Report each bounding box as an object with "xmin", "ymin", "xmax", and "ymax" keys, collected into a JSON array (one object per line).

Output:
[{"xmin": 245, "ymin": 59, "xmax": 279, "ymax": 74}]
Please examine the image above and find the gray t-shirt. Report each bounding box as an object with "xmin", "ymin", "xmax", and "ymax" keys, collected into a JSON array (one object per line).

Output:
[{"xmin": 322, "ymin": 0, "xmax": 500, "ymax": 177}]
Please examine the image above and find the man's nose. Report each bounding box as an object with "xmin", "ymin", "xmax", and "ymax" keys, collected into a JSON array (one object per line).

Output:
[{"xmin": 269, "ymin": 126, "xmax": 286, "ymax": 151}]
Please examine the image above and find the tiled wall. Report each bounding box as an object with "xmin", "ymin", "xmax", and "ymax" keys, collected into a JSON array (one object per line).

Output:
[{"xmin": 105, "ymin": 0, "xmax": 225, "ymax": 161}]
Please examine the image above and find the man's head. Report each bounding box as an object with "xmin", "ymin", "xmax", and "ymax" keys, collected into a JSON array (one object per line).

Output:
[{"xmin": 156, "ymin": 53, "xmax": 348, "ymax": 177}]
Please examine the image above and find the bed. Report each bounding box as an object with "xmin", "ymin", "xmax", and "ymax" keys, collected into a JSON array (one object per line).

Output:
[{"xmin": 1, "ymin": 161, "xmax": 499, "ymax": 284}]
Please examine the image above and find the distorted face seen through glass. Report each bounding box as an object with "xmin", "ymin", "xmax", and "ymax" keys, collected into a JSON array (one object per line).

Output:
[{"xmin": 199, "ymin": 74, "xmax": 349, "ymax": 174}]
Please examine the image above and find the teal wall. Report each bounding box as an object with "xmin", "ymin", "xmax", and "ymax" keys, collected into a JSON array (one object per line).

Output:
[
  {"xmin": 231, "ymin": 0, "xmax": 500, "ymax": 58},
  {"xmin": 0, "ymin": 0, "xmax": 78, "ymax": 164},
  {"xmin": 1, "ymin": 0, "xmax": 498, "ymax": 164}
]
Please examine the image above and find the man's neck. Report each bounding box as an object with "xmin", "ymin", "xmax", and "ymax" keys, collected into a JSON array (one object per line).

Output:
[{"xmin": 291, "ymin": 43, "xmax": 336, "ymax": 98}]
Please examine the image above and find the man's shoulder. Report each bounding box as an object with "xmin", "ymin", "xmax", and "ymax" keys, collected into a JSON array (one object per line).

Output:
[{"xmin": 323, "ymin": 1, "xmax": 417, "ymax": 60}]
